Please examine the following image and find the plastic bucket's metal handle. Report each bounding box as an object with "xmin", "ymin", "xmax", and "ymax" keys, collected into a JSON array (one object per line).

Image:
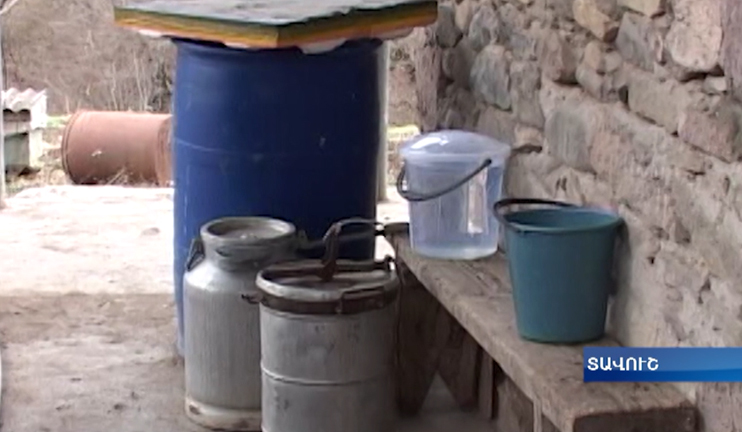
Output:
[
  {"xmin": 396, "ymin": 158, "xmax": 493, "ymax": 202},
  {"xmin": 493, "ymin": 198, "xmax": 578, "ymax": 234}
]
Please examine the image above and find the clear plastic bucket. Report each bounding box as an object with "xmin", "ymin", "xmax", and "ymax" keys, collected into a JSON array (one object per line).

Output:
[{"xmin": 397, "ymin": 131, "xmax": 511, "ymax": 260}]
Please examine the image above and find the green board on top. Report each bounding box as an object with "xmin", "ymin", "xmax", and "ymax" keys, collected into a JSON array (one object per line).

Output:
[{"xmin": 114, "ymin": 0, "xmax": 438, "ymax": 48}]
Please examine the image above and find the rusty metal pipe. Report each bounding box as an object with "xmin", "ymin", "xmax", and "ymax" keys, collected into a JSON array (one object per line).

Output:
[{"xmin": 61, "ymin": 111, "xmax": 172, "ymax": 186}]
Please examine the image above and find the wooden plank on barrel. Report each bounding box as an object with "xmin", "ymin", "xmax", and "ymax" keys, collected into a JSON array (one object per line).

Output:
[
  {"xmin": 114, "ymin": 0, "xmax": 437, "ymax": 48},
  {"xmin": 386, "ymin": 232, "xmax": 697, "ymax": 432}
]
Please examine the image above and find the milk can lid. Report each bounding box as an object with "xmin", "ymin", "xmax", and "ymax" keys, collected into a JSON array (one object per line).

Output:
[
  {"xmin": 399, "ymin": 130, "xmax": 511, "ymax": 163},
  {"xmin": 202, "ymin": 217, "xmax": 296, "ymax": 245},
  {"xmin": 255, "ymin": 259, "xmax": 399, "ymax": 315},
  {"xmin": 193, "ymin": 217, "xmax": 297, "ymax": 268}
]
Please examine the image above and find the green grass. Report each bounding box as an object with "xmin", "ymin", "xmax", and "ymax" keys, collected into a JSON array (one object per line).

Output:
[{"xmin": 46, "ymin": 115, "xmax": 71, "ymax": 129}]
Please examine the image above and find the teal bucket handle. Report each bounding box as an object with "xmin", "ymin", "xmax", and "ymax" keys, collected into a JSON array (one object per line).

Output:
[
  {"xmin": 493, "ymin": 198, "xmax": 578, "ymax": 233},
  {"xmin": 396, "ymin": 158, "xmax": 492, "ymax": 202}
]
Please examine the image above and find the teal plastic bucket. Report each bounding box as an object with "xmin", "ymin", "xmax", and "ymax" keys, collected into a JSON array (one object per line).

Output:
[{"xmin": 493, "ymin": 198, "xmax": 623, "ymax": 343}]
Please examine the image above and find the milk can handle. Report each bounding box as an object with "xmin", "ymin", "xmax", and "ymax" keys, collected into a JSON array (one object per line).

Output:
[
  {"xmin": 492, "ymin": 198, "xmax": 577, "ymax": 233},
  {"xmin": 185, "ymin": 236, "xmax": 205, "ymax": 271},
  {"xmin": 395, "ymin": 158, "xmax": 492, "ymax": 202}
]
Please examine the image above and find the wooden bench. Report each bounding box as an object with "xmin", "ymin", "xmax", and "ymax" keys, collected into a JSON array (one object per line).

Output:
[{"xmin": 388, "ymin": 231, "xmax": 697, "ymax": 432}]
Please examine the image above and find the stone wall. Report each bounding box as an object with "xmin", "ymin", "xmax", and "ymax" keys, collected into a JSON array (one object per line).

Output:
[{"xmin": 409, "ymin": 0, "xmax": 742, "ymax": 429}]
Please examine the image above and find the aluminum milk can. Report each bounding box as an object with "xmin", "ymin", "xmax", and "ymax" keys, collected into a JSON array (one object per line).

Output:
[
  {"xmin": 184, "ymin": 217, "xmax": 297, "ymax": 431},
  {"xmin": 254, "ymin": 219, "xmax": 399, "ymax": 432}
]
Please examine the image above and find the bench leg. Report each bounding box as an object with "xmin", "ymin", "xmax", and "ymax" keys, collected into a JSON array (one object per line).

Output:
[
  {"xmin": 494, "ymin": 369, "xmax": 536, "ymax": 432},
  {"xmin": 478, "ymin": 355, "xmax": 497, "ymax": 420},
  {"xmin": 437, "ymin": 309, "xmax": 481, "ymax": 410},
  {"xmin": 395, "ymin": 261, "xmax": 443, "ymax": 415},
  {"xmin": 395, "ymin": 259, "xmax": 489, "ymax": 414}
]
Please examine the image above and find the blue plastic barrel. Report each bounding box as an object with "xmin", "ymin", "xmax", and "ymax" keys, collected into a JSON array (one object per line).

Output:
[{"xmin": 172, "ymin": 39, "xmax": 383, "ymax": 354}]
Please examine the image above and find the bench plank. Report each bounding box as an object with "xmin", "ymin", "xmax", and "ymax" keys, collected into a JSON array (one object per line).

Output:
[{"xmin": 388, "ymin": 233, "xmax": 696, "ymax": 432}]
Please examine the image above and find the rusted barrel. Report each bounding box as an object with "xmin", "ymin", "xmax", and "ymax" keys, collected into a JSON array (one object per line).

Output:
[
  {"xmin": 154, "ymin": 116, "xmax": 173, "ymax": 186},
  {"xmin": 61, "ymin": 111, "xmax": 172, "ymax": 185}
]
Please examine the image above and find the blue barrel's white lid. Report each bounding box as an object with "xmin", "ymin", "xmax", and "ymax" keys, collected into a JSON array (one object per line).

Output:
[{"xmin": 399, "ymin": 130, "xmax": 511, "ymax": 163}]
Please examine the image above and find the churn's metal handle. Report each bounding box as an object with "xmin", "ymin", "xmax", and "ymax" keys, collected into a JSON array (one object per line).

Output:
[
  {"xmin": 336, "ymin": 286, "xmax": 385, "ymax": 314},
  {"xmin": 185, "ymin": 236, "xmax": 205, "ymax": 271},
  {"xmin": 241, "ymin": 292, "xmax": 263, "ymax": 304},
  {"xmin": 295, "ymin": 225, "xmax": 386, "ymax": 253},
  {"xmin": 320, "ymin": 218, "xmax": 385, "ymax": 282},
  {"xmin": 335, "ymin": 256, "xmax": 395, "ymax": 313},
  {"xmin": 396, "ymin": 158, "xmax": 492, "ymax": 203},
  {"xmin": 340, "ymin": 286, "xmax": 385, "ymax": 301}
]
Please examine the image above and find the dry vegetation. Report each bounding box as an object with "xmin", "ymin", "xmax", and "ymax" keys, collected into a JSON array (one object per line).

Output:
[
  {"xmin": 2, "ymin": 0, "xmax": 417, "ymax": 118},
  {"xmin": 1, "ymin": 0, "xmax": 419, "ymax": 195},
  {"xmin": 3, "ymin": 0, "xmax": 174, "ymax": 114}
]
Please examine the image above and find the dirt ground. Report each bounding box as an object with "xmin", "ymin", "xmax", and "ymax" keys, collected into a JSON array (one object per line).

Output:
[
  {"xmin": 0, "ymin": 186, "xmax": 491, "ymax": 431},
  {"xmin": 0, "ymin": 186, "xmax": 184, "ymax": 431},
  {"xmin": 0, "ymin": 6, "xmax": 425, "ymax": 425},
  {"xmin": 0, "ymin": 293, "xmax": 191, "ymax": 431}
]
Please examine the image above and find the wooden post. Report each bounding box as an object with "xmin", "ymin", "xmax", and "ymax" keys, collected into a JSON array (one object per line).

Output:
[
  {"xmin": 376, "ymin": 40, "xmax": 389, "ymax": 203},
  {"xmin": 0, "ymin": 20, "xmax": 6, "ymax": 209}
]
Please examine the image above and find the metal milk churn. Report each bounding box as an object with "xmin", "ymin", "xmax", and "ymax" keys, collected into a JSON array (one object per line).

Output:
[
  {"xmin": 254, "ymin": 219, "xmax": 399, "ymax": 432},
  {"xmin": 183, "ymin": 217, "xmax": 297, "ymax": 431}
]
